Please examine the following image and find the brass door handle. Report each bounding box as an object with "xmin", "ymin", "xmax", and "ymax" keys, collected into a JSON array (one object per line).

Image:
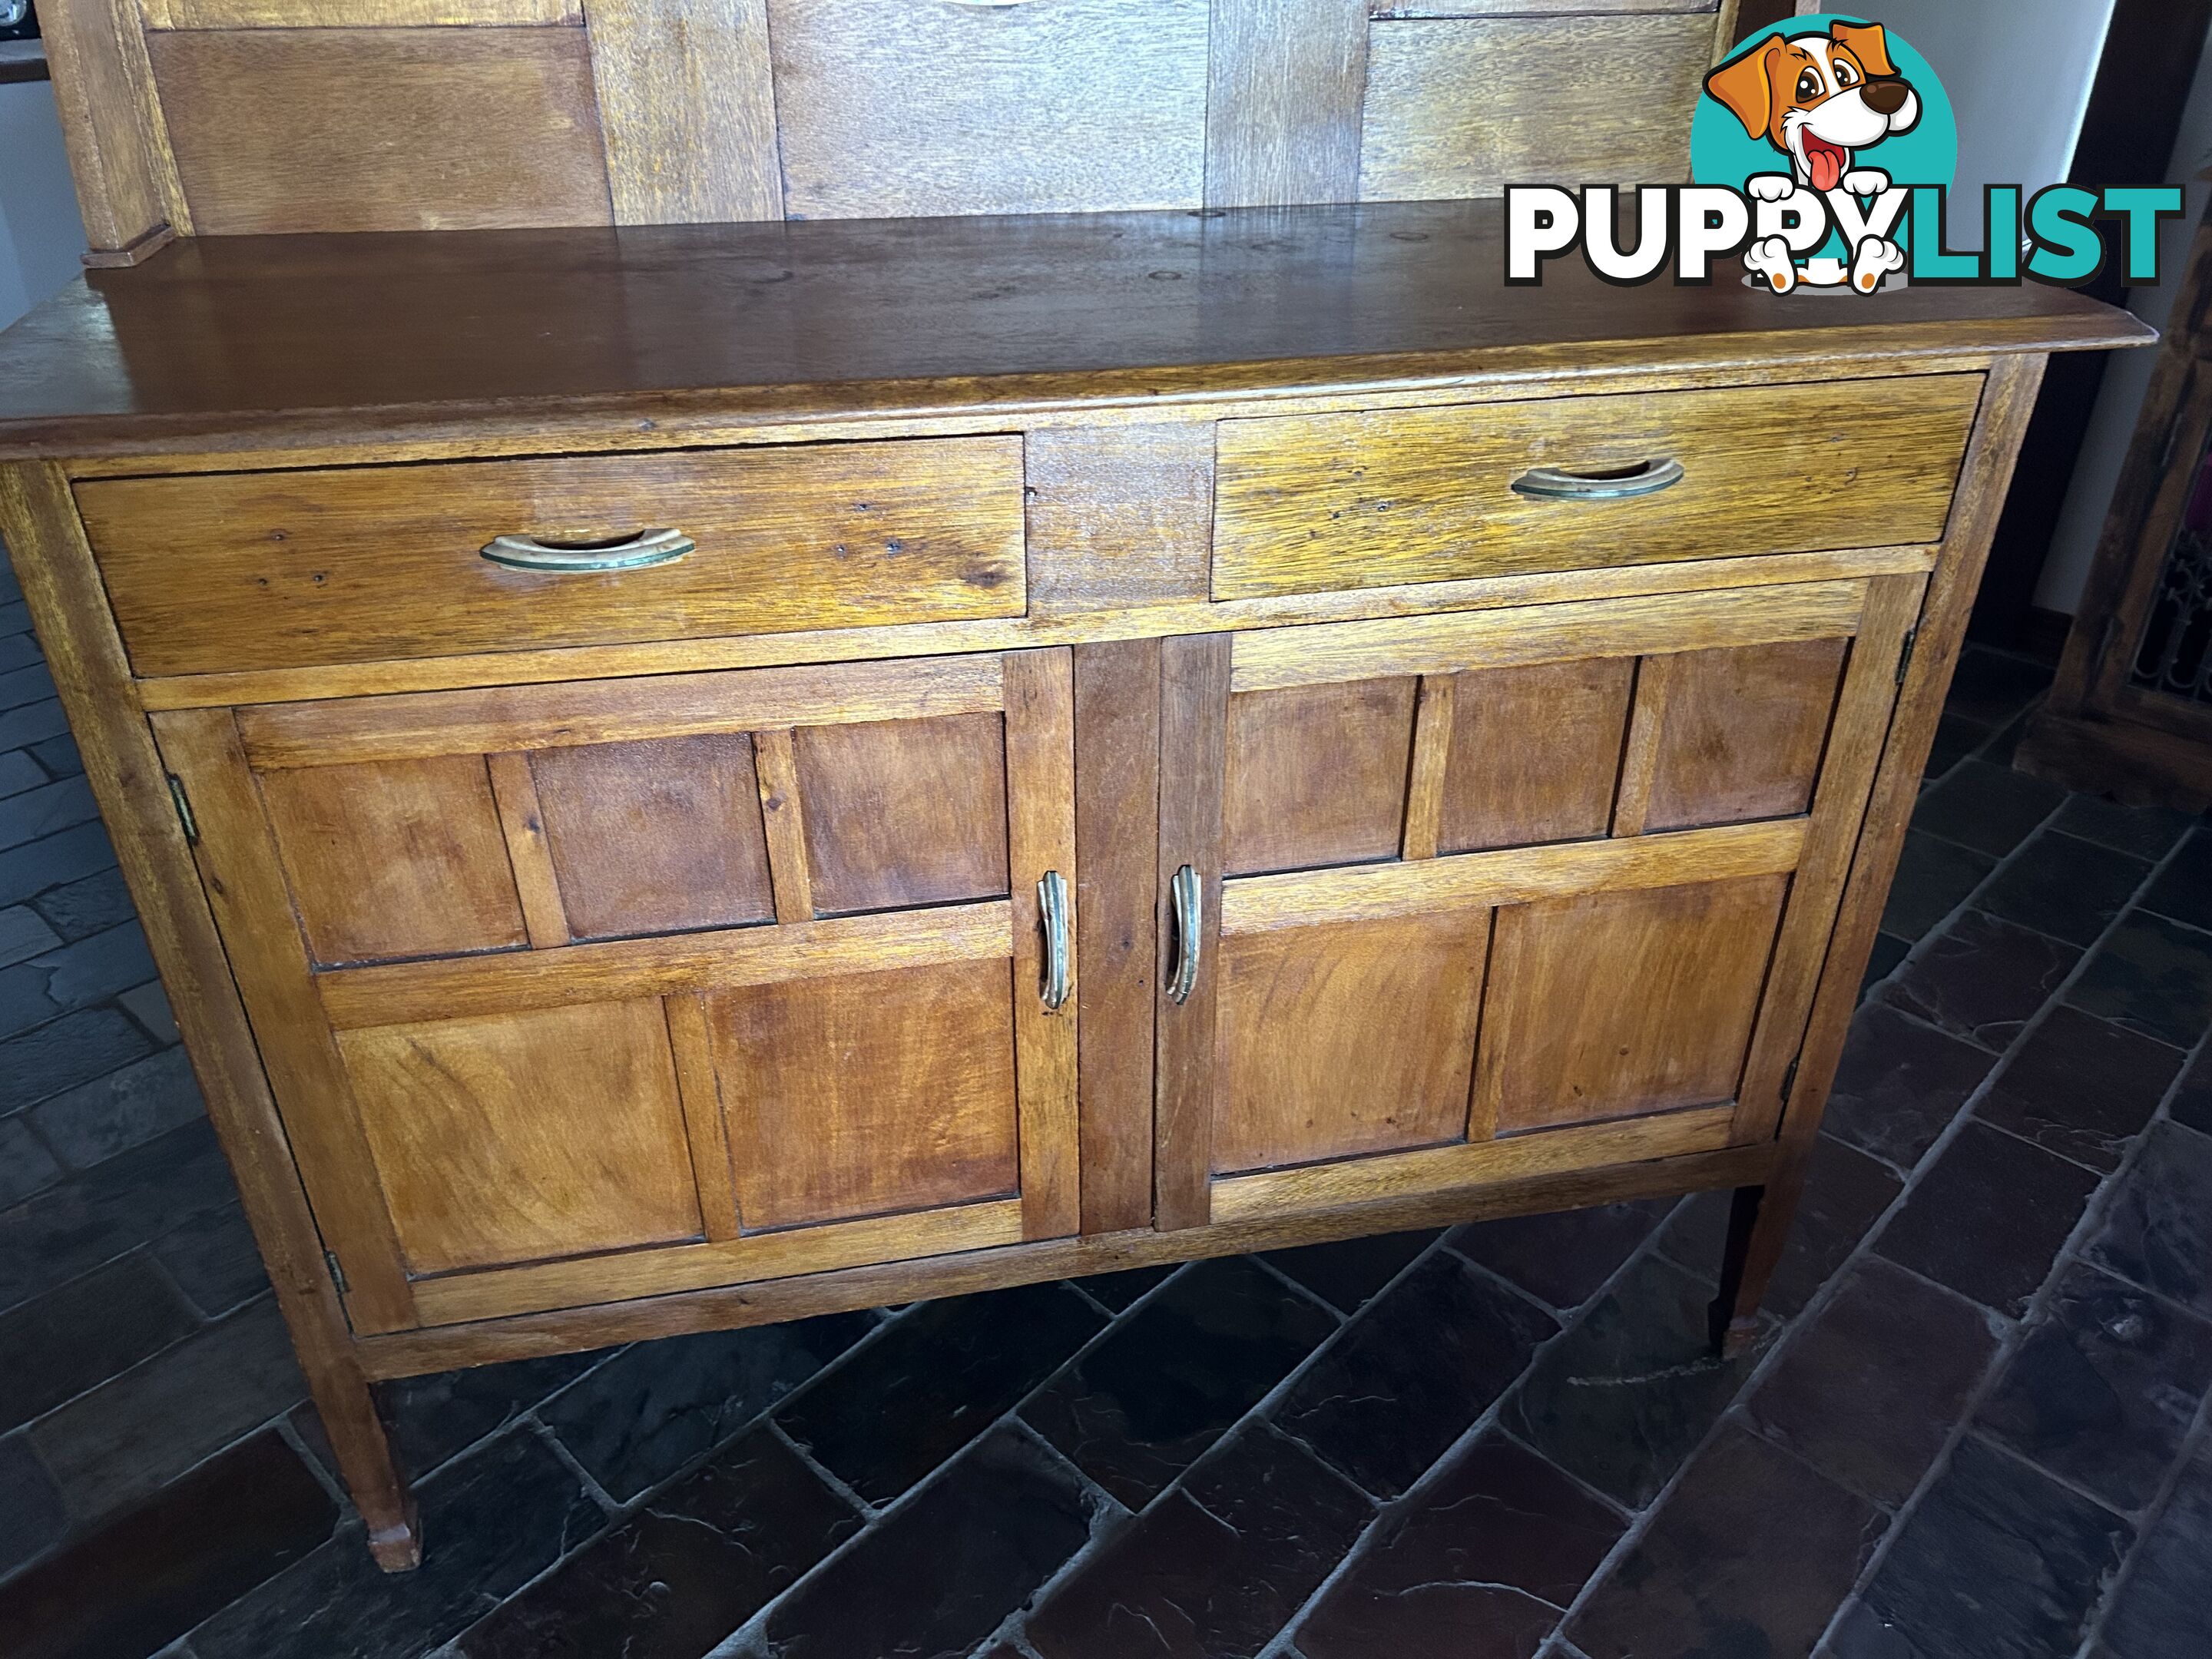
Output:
[
  {"xmin": 479, "ymin": 529, "xmax": 694, "ymax": 571},
  {"xmin": 1038, "ymin": 870, "xmax": 1071, "ymax": 1012},
  {"xmin": 1167, "ymin": 863, "xmax": 1202, "ymax": 1005},
  {"xmin": 1510, "ymin": 459, "xmax": 1685, "ymax": 500}
]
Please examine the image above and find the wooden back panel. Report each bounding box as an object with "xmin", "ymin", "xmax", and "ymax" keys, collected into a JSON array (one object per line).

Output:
[{"xmin": 43, "ymin": 0, "xmax": 1741, "ymax": 258}]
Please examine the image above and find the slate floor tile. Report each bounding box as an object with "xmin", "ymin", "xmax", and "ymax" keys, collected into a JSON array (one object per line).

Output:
[
  {"xmin": 1911, "ymin": 760, "xmax": 2065, "ymax": 858},
  {"xmin": 457, "ymin": 1426, "xmax": 860, "ymax": 1659},
  {"xmin": 190, "ymin": 1430, "xmax": 604, "ymax": 1659},
  {"xmin": 0, "ymin": 777, "xmax": 98, "ymax": 857},
  {"xmin": 0, "ymin": 750, "xmax": 46, "ymax": 799},
  {"xmin": 0, "ymin": 1005, "xmax": 155, "ymax": 1116},
  {"xmin": 2083, "ymin": 1121, "xmax": 2212, "ymax": 1318},
  {"xmin": 0, "ymin": 1120, "xmax": 240, "ymax": 1315},
  {"xmin": 1883, "ymin": 910, "xmax": 2081, "ymax": 1051},
  {"xmin": 0, "ymin": 922, "xmax": 157, "ymax": 1041},
  {"xmin": 2051, "ymin": 795, "xmax": 2194, "ymax": 861},
  {"xmin": 1942, "ymin": 649, "xmax": 2055, "ymax": 727},
  {"xmin": 1568, "ymin": 1423, "xmax": 1881, "ymax": 1659},
  {"xmin": 2069, "ymin": 910, "xmax": 2212, "ymax": 1049},
  {"xmin": 750, "ymin": 1426, "xmax": 1102, "ymax": 1659},
  {"xmin": 28, "ymin": 867, "xmax": 135, "ymax": 945},
  {"xmin": 1839, "ymin": 1436, "xmax": 2133, "ymax": 1659},
  {"xmin": 0, "ymin": 700, "xmax": 68, "ymax": 754},
  {"xmin": 0, "ymin": 1253, "xmax": 200, "ymax": 1435},
  {"xmin": 381, "ymin": 1352, "xmax": 601, "ymax": 1482},
  {"xmin": 1875, "ymin": 1121, "xmax": 2101, "ymax": 1319},
  {"xmin": 29, "ymin": 1046, "xmax": 201, "ymax": 1171},
  {"xmin": 1879, "ymin": 831, "xmax": 1995, "ymax": 939},
  {"xmin": 1747, "ymin": 1258, "xmax": 2002, "ymax": 1510},
  {"xmin": 1074, "ymin": 1264, "xmax": 1178, "ymax": 1313},
  {"xmin": 1023, "ymin": 1257, "xmax": 1336, "ymax": 1510},
  {"xmin": 1978, "ymin": 831, "xmax": 2153, "ymax": 948},
  {"xmin": 29, "ymin": 736, "xmax": 81, "ymax": 782},
  {"xmin": 29, "ymin": 736, "xmax": 82, "ymax": 781},
  {"xmin": 2167, "ymin": 1040, "xmax": 2212, "ymax": 1137},
  {"xmin": 1028, "ymin": 1422, "xmax": 1372, "ymax": 1659},
  {"xmin": 1504, "ymin": 1253, "xmax": 1773, "ymax": 1510},
  {"xmin": 147, "ymin": 1203, "xmax": 268, "ymax": 1319},
  {"xmin": 2099, "ymin": 1441, "xmax": 2212, "ymax": 1659},
  {"xmin": 0, "ymin": 1433, "xmax": 66, "ymax": 1579},
  {"xmin": 28, "ymin": 1296, "xmax": 306, "ymax": 1526},
  {"xmin": 1820, "ymin": 1004, "xmax": 1998, "ymax": 1171},
  {"xmin": 1296, "ymin": 1434, "xmax": 1621, "ymax": 1659},
  {"xmin": 0, "ymin": 1117, "xmax": 61, "ymax": 1210},
  {"xmin": 1659, "ymin": 1134, "xmax": 1902, "ymax": 1320},
  {"xmin": 0, "ymin": 659, "xmax": 55, "ymax": 714},
  {"xmin": 1975, "ymin": 1260, "xmax": 2212, "ymax": 1515},
  {"xmin": 1974, "ymin": 1005, "xmax": 2182, "ymax": 1173},
  {"xmin": 1275, "ymin": 1251, "xmax": 1557, "ymax": 1498},
  {"xmin": 0, "ymin": 1432, "xmax": 333, "ymax": 1659},
  {"xmin": 1258, "ymin": 1227, "xmax": 1438, "ymax": 1315},
  {"xmin": 0, "ymin": 823, "xmax": 115, "ymax": 910},
  {"xmin": 2137, "ymin": 826, "xmax": 2212, "ymax": 933},
  {"xmin": 1449, "ymin": 1200, "xmax": 1671, "ymax": 1313},
  {"xmin": 0, "ymin": 904, "xmax": 61, "ymax": 970},
  {"xmin": 1863, "ymin": 931, "xmax": 1910, "ymax": 997},
  {"xmin": 118, "ymin": 981, "xmax": 177, "ymax": 1048},
  {"xmin": 544, "ymin": 1313, "xmax": 873, "ymax": 1505},
  {"xmin": 777, "ymin": 1283, "xmax": 1101, "ymax": 1505},
  {"xmin": 1922, "ymin": 712, "xmax": 1989, "ymax": 780}
]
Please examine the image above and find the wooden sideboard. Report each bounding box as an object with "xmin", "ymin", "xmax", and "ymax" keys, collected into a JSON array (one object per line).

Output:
[{"xmin": 0, "ymin": 0, "xmax": 2151, "ymax": 1573}]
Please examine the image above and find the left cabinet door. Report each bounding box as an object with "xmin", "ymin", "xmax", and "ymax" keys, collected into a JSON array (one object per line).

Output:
[{"xmin": 151, "ymin": 649, "xmax": 1078, "ymax": 1333}]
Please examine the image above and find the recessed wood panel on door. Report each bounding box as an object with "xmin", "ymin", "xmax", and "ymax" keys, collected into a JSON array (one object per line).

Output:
[
  {"xmin": 1154, "ymin": 574, "xmax": 1926, "ymax": 1229},
  {"xmin": 152, "ymin": 649, "xmax": 1079, "ymax": 1332}
]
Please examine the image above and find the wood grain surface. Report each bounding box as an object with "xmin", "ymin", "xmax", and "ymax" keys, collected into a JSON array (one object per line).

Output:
[
  {"xmin": 148, "ymin": 26, "xmax": 614, "ymax": 234},
  {"xmin": 768, "ymin": 0, "xmax": 1208, "ymax": 218},
  {"xmin": 80, "ymin": 439, "xmax": 1026, "ymax": 675},
  {"xmin": 1360, "ymin": 13, "xmax": 1713, "ymax": 199},
  {"xmin": 1214, "ymin": 376, "xmax": 1983, "ymax": 598},
  {"xmin": 339, "ymin": 998, "xmax": 704, "ymax": 1273},
  {"xmin": 585, "ymin": 0, "xmax": 780, "ymax": 224},
  {"xmin": 0, "ymin": 204, "xmax": 2143, "ymax": 457}
]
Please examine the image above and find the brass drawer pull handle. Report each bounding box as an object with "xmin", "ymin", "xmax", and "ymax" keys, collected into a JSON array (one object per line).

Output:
[
  {"xmin": 479, "ymin": 529, "xmax": 695, "ymax": 571},
  {"xmin": 1038, "ymin": 870, "xmax": 1071, "ymax": 1012},
  {"xmin": 1510, "ymin": 459, "xmax": 1685, "ymax": 501},
  {"xmin": 1167, "ymin": 863, "xmax": 1202, "ymax": 1005}
]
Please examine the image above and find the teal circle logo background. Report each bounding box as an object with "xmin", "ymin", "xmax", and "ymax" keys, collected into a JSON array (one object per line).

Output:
[{"xmin": 1690, "ymin": 16, "xmax": 1959, "ymax": 218}]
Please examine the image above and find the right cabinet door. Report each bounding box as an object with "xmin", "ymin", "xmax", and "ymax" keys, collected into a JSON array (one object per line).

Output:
[{"xmin": 1154, "ymin": 573, "xmax": 1925, "ymax": 1230}]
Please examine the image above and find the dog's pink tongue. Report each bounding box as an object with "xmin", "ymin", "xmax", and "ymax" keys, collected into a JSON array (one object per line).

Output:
[{"xmin": 1809, "ymin": 147, "xmax": 1844, "ymax": 193}]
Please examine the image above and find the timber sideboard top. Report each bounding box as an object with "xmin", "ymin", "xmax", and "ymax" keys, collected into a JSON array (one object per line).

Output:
[{"xmin": 0, "ymin": 0, "xmax": 2156, "ymax": 1578}]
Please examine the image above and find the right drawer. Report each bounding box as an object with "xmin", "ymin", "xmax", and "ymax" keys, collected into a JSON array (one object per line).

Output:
[{"xmin": 1210, "ymin": 374, "xmax": 1982, "ymax": 601}]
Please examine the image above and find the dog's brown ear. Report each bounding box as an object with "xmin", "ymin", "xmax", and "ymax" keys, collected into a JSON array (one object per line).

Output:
[
  {"xmin": 1831, "ymin": 21, "xmax": 1898, "ymax": 78},
  {"xmin": 1705, "ymin": 39, "xmax": 1783, "ymax": 140}
]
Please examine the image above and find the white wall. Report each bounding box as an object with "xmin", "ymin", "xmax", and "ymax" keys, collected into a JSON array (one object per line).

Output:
[
  {"xmin": 0, "ymin": 76, "xmax": 88, "ymax": 333},
  {"xmin": 1831, "ymin": 0, "xmax": 2116, "ymax": 244},
  {"xmin": 2038, "ymin": 15, "xmax": 2212, "ymax": 615}
]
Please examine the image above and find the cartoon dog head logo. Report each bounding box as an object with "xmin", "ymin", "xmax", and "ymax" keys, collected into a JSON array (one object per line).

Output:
[
  {"xmin": 1705, "ymin": 22, "xmax": 1922, "ymax": 196},
  {"xmin": 1693, "ymin": 17, "xmax": 1954, "ymax": 295}
]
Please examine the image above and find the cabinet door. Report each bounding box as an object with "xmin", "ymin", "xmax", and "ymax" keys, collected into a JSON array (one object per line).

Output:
[
  {"xmin": 1154, "ymin": 575, "xmax": 1924, "ymax": 1230},
  {"xmin": 153, "ymin": 651, "xmax": 1078, "ymax": 1333}
]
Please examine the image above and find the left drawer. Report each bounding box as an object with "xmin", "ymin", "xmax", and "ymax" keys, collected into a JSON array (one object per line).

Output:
[{"xmin": 77, "ymin": 437, "xmax": 1028, "ymax": 677}]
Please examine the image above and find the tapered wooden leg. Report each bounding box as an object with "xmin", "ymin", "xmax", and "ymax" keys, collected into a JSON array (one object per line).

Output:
[
  {"xmin": 1708, "ymin": 1157, "xmax": 1810, "ymax": 1357},
  {"xmin": 310, "ymin": 1358, "xmax": 421, "ymax": 1571}
]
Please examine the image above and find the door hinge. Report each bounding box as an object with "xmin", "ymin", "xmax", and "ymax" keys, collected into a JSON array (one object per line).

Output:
[
  {"xmin": 166, "ymin": 774, "xmax": 198, "ymax": 844},
  {"xmin": 324, "ymin": 1250, "xmax": 349, "ymax": 1295},
  {"xmin": 1895, "ymin": 628, "xmax": 1919, "ymax": 688},
  {"xmin": 1780, "ymin": 1055, "xmax": 1801, "ymax": 1105}
]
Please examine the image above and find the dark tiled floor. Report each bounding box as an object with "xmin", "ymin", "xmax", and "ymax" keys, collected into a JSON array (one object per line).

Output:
[{"xmin": 3, "ymin": 562, "xmax": 2212, "ymax": 1659}]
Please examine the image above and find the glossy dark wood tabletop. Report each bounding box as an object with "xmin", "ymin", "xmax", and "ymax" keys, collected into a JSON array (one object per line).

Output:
[{"xmin": 0, "ymin": 198, "xmax": 2153, "ymax": 455}]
